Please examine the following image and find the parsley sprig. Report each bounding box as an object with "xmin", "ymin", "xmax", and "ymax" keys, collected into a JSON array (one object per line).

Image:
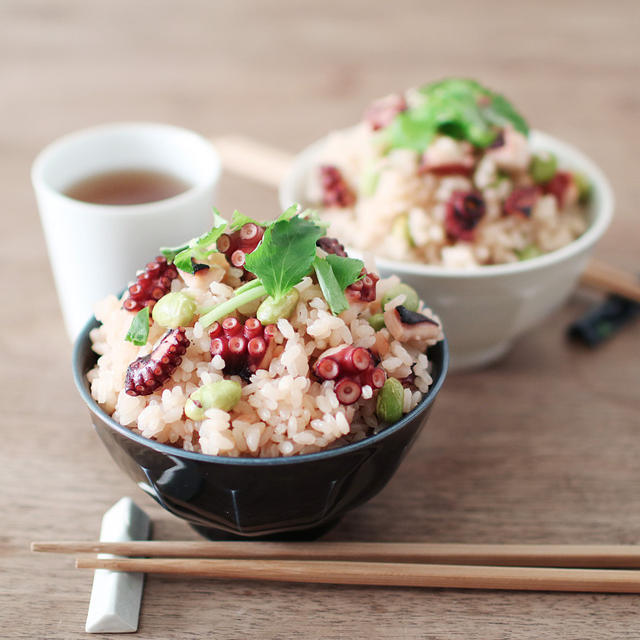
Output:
[
  {"xmin": 386, "ymin": 78, "xmax": 529, "ymax": 151},
  {"xmin": 126, "ymin": 207, "xmax": 366, "ymax": 338},
  {"xmin": 313, "ymin": 254, "xmax": 364, "ymax": 316},
  {"xmin": 160, "ymin": 209, "xmax": 228, "ymax": 274},
  {"xmin": 198, "ymin": 208, "xmax": 363, "ymax": 327},
  {"xmin": 244, "ymin": 216, "xmax": 324, "ymax": 300},
  {"xmin": 125, "ymin": 307, "xmax": 150, "ymax": 346}
]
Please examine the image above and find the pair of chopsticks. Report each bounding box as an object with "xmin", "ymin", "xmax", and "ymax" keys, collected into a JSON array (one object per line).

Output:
[
  {"xmin": 212, "ymin": 135, "xmax": 640, "ymax": 305},
  {"xmin": 31, "ymin": 541, "xmax": 640, "ymax": 593}
]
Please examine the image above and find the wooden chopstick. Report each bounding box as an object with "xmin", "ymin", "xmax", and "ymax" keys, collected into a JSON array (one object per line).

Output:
[
  {"xmin": 73, "ymin": 556, "xmax": 640, "ymax": 593},
  {"xmin": 580, "ymin": 259, "xmax": 640, "ymax": 303},
  {"xmin": 31, "ymin": 541, "xmax": 640, "ymax": 568},
  {"xmin": 213, "ymin": 135, "xmax": 293, "ymax": 188}
]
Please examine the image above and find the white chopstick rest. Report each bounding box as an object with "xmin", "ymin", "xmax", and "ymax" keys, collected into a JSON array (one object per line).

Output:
[{"xmin": 85, "ymin": 497, "xmax": 151, "ymax": 633}]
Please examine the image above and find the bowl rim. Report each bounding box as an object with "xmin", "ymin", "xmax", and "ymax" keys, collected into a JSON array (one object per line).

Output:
[
  {"xmin": 73, "ymin": 317, "xmax": 449, "ymax": 466},
  {"xmin": 279, "ymin": 128, "xmax": 615, "ymax": 279}
]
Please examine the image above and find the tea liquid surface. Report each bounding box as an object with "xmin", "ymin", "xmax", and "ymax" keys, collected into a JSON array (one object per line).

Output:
[{"xmin": 64, "ymin": 169, "xmax": 190, "ymax": 205}]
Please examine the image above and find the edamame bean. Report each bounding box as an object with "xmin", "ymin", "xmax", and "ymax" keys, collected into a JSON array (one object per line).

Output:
[
  {"xmin": 381, "ymin": 283, "xmax": 419, "ymax": 312},
  {"xmin": 515, "ymin": 244, "xmax": 542, "ymax": 261},
  {"xmin": 368, "ymin": 313, "xmax": 386, "ymax": 331},
  {"xmin": 256, "ymin": 288, "xmax": 299, "ymax": 325},
  {"xmin": 529, "ymin": 152, "xmax": 557, "ymax": 184},
  {"xmin": 391, "ymin": 213, "xmax": 415, "ymax": 248},
  {"xmin": 184, "ymin": 380, "xmax": 242, "ymax": 421},
  {"xmin": 359, "ymin": 168, "xmax": 380, "ymax": 197},
  {"xmin": 152, "ymin": 291, "xmax": 196, "ymax": 328},
  {"xmin": 572, "ymin": 171, "xmax": 591, "ymax": 203},
  {"xmin": 376, "ymin": 377, "xmax": 404, "ymax": 424}
]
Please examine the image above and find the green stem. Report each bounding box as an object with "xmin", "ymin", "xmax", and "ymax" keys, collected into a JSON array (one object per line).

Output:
[
  {"xmin": 199, "ymin": 284, "xmax": 267, "ymax": 328},
  {"xmin": 233, "ymin": 278, "xmax": 263, "ymax": 297},
  {"xmin": 197, "ymin": 278, "xmax": 264, "ymax": 316}
]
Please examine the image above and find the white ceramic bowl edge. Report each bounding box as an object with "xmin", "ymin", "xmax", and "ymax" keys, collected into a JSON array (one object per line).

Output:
[{"xmin": 279, "ymin": 129, "xmax": 614, "ymax": 370}]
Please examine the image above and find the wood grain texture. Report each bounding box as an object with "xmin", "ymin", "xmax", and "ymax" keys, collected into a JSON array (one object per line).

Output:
[{"xmin": 2, "ymin": 1, "xmax": 639, "ymax": 638}]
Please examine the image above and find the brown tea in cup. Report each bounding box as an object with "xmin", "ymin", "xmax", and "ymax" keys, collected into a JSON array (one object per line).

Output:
[{"xmin": 65, "ymin": 169, "xmax": 190, "ymax": 206}]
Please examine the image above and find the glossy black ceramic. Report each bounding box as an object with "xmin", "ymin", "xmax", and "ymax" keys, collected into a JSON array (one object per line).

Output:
[{"xmin": 73, "ymin": 318, "xmax": 448, "ymax": 539}]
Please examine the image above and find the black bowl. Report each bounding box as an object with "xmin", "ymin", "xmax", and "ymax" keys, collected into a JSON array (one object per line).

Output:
[{"xmin": 73, "ymin": 317, "xmax": 448, "ymax": 540}]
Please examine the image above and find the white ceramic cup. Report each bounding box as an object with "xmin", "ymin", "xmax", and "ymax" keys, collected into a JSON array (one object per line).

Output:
[
  {"xmin": 279, "ymin": 130, "xmax": 614, "ymax": 371},
  {"xmin": 32, "ymin": 122, "xmax": 221, "ymax": 340}
]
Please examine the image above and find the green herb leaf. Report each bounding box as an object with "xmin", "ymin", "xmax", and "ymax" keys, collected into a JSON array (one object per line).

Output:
[
  {"xmin": 125, "ymin": 307, "xmax": 150, "ymax": 346},
  {"xmin": 312, "ymin": 254, "xmax": 364, "ymax": 315},
  {"xmin": 386, "ymin": 111, "xmax": 437, "ymax": 152},
  {"xmin": 230, "ymin": 210, "xmax": 263, "ymax": 231},
  {"xmin": 244, "ymin": 215, "xmax": 324, "ymax": 300},
  {"xmin": 195, "ymin": 209, "xmax": 229, "ymax": 245},
  {"xmin": 299, "ymin": 208, "xmax": 328, "ymax": 231},
  {"xmin": 482, "ymin": 93, "xmax": 529, "ymax": 138},
  {"xmin": 388, "ymin": 78, "xmax": 529, "ymax": 151},
  {"xmin": 313, "ymin": 257, "xmax": 350, "ymax": 315},
  {"xmin": 171, "ymin": 210, "xmax": 229, "ymax": 274},
  {"xmin": 173, "ymin": 249, "xmax": 196, "ymax": 273},
  {"xmin": 276, "ymin": 204, "xmax": 300, "ymax": 221},
  {"xmin": 160, "ymin": 243, "xmax": 189, "ymax": 262},
  {"xmin": 325, "ymin": 254, "xmax": 364, "ymax": 289},
  {"xmin": 160, "ymin": 209, "xmax": 228, "ymax": 263},
  {"xmin": 230, "ymin": 206, "xmax": 319, "ymax": 230}
]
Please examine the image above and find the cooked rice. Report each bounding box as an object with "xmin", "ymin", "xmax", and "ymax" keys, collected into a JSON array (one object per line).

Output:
[
  {"xmin": 88, "ymin": 263, "xmax": 443, "ymax": 458},
  {"xmin": 305, "ymin": 121, "xmax": 588, "ymax": 268}
]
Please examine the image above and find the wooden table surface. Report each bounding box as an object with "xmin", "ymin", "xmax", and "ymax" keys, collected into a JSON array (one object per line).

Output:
[{"xmin": 2, "ymin": 1, "xmax": 639, "ymax": 637}]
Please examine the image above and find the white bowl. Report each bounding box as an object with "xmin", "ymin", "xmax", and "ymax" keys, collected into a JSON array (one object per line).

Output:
[{"xmin": 279, "ymin": 130, "xmax": 614, "ymax": 371}]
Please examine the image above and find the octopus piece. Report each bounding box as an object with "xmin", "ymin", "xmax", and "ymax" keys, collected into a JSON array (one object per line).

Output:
[
  {"xmin": 216, "ymin": 222, "xmax": 265, "ymax": 277},
  {"xmin": 319, "ymin": 165, "xmax": 356, "ymax": 208},
  {"xmin": 384, "ymin": 305, "xmax": 441, "ymax": 344},
  {"xmin": 334, "ymin": 378, "xmax": 363, "ymax": 405},
  {"xmin": 316, "ymin": 240, "xmax": 378, "ymax": 303},
  {"xmin": 124, "ymin": 328, "xmax": 190, "ymax": 396},
  {"xmin": 544, "ymin": 171, "xmax": 579, "ymax": 209},
  {"xmin": 313, "ymin": 345, "xmax": 386, "ymax": 405},
  {"xmin": 346, "ymin": 269, "xmax": 379, "ymax": 303},
  {"xmin": 122, "ymin": 256, "xmax": 179, "ymax": 313},
  {"xmin": 316, "ymin": 236, "xmax": 348, "ymax": 257},
  {"xmin": 363, "ymin": 93, "xmax": 408, "ymax": 131},
  {"xmin": 444, "ymin": 190, "xmax": 486, "ymax": 242},
  {"xmin": 503, "ymin": 186, "xmax": 541, "ymax": 218},
  {"xmin": 209, "ymin": 317, "xmax": 278, "ymax": 380}
]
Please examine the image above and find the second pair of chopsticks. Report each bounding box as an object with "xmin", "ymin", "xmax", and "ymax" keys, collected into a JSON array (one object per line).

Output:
[{"xmin": 32, "ymin": 541, "xmax": 640, "ymax": 593}]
